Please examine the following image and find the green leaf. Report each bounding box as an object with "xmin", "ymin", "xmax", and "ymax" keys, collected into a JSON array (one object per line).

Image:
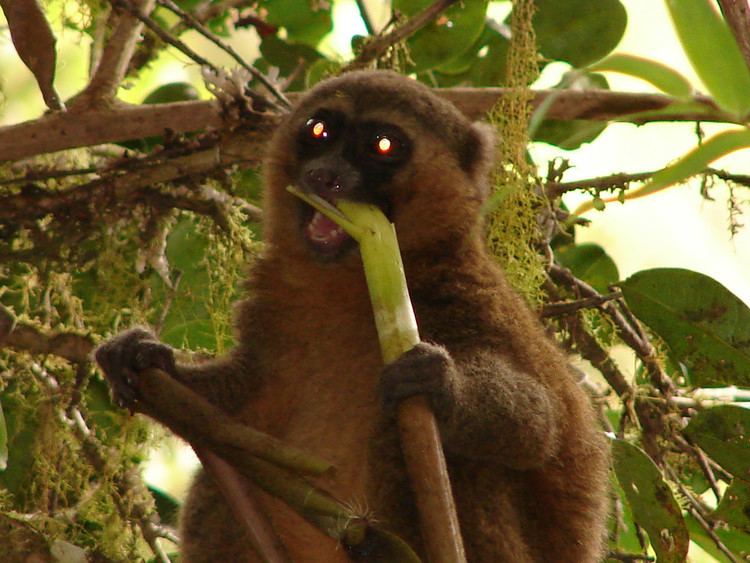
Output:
[
  {"xmin": 609, "ymin": 476, "xmax": 646, "ymax": 554},
  {"xmin": 534, "ymin": 0, "xmax": 627, "ymax": 67},
  {"xmin": 627, "ymin": 127, "xmax": 750, "ymax": 206},
  {"xmin": 421, "ymin": 24, "xmax": 510, "ymax": 88},
  {"xmin": 554, "ymin": 243, "xmax": 619, "ymax": 293},
  {"xmin": 393, "ymin": 0, "xmax": 488, "ymax": 72},
  {"xmin": 714, "ymin": 479, "xmax": 750, "ymax": 533},
  {"xmin": 589, "ymin": 53, "xmax": 693, "ymax": 98},
  {"xmin": 260, "ymin": 0, "xmax": 332, "ymax": 46},
  {"xmin": 620, "ymin": 268, "xmax": 750, "ymax": 387},
  {"xmin": 149, "ymin": 485, "xmax": 181, "ymax": 527},
  {"xmin": 142, "ymin": 82, "xmax": 199, "ymax": 105},
  {"xmin": 0, "ymin": 401, "xmax": 7, "ymax": 471},
  {"xmin": 684, "ymin": 406, "xmax": 750, "ymax": 480},
  {"xmin": 612, "ymin": 439, "xmax": 689, "ymax": 563},
  {"xmin": 687, "ymin": 514, "xmax": 750, "ymax": 561},
  {"xmin": 666, "ymin": 0, "xmax": 750, "ymax": 116}
]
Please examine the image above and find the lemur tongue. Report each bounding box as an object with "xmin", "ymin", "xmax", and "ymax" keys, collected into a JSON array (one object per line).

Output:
[{"xmin": 305, "ymin": 210, "xmax": 349, "ymax": 249}]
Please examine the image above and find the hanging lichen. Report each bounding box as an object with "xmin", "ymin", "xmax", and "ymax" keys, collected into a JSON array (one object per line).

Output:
[
  {"xmin": 199, "ymin": 197, "xmax": 258, "ymax": 355},
  {"xmin": 485, "ymin": 0, "xmax": 546, "ymax": 306}
]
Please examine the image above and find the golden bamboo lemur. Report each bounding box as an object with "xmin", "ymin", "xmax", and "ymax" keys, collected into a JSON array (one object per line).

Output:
[{"xmin": 96, "ymin": 71, "xmax": 609, "ymax": 562}]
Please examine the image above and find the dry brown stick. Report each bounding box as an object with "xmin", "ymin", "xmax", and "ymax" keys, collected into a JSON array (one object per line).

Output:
[
  {"xmin": 346, "ymin": 0, "xmax": 458, "ymax": 70},
  {"xmin": 195, "ymin": 449, "xmax": 291, "ymax": 563},
  {"xmin": 397, "ymin": 396, "xmax": 466, "ymax": 563},
  {"xmin": 73, "ymin": 0, "xmax": 156, "ymax": 107},
  {"xmin": 718, "ymin": 0, "xmax": 750, "ymax": 73},
  {"xmin": 0, "ymin": 90, "xmax": 729, "ymax": 163}
]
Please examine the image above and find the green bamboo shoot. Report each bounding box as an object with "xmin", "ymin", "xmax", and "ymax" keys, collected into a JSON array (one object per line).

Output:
[{"xmin": 287, "ymin": 186, "xmax": 467, "ymax": 563}]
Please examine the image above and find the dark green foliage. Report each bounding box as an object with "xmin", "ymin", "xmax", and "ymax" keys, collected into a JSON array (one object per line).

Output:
[
  {"xmin": 612, "ymin": 439, "xmax": 689, "ymax": 562},
  {"xmin": 533, "ymin": 0, "xmax": 627, "ymax": 67},
  {"xmin": 620, "ymin": 268, "xmax": 750, "ymax": 387}
]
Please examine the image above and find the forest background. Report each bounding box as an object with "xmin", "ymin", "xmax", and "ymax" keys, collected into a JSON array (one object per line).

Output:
[{"xmin": 1, "ymin": 0, "xmax": 750, "ymax": 561}]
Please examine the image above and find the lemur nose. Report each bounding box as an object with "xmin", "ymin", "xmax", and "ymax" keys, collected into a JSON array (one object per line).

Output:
[{"xmin": 306, "ymin": 168, "xmax": 342, "ymax": 195}]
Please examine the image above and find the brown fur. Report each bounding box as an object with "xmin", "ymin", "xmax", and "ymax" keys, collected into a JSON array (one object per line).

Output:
[{"xmin": 146, "ymin": 72, "xmax": 609, "ymax": 561}]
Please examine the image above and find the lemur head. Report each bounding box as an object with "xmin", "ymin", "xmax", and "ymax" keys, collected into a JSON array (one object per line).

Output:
[{"xmin": 263, "ymin": 70, "xmax": 495, "ymax": 261}]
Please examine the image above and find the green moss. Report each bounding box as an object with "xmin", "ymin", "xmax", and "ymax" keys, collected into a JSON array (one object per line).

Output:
[{"xmin": 485, "ymin": 0, "xmax": 546, "ymax": 306}]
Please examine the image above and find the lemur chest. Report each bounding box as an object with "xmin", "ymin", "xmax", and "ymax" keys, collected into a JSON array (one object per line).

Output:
[{"xmin": 245, "ymin": 310, "xmax": 386, "ymax": 493}]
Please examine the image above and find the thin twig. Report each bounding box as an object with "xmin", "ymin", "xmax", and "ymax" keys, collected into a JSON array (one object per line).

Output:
[
  {"xmin": 345, "ymin": 0, "xmax": 459, "ymax": 70},
  {"xmin": 546, "ymin": 167, "xmax": 750, "ymax": 199},
  {"xmin": 549, "ymin": 264, "xmax": 675, "ymax": 396},
  {"xmin": 688, "ymin": 504, "xmax": 739, "ymax": 563},
  {"xmin": 355, "ymin": 0, "xmax": 376, "ymax": 35},
  {"xmin": 544, "ymin": 280, "xmax": 632, "ymax": 397},
  {"xmin": 673, "ymin": 435, "xmax": 722, "ymax": 503},
  {"xmin": 113, "ymin": 0, "xmax": 217, "ymax": 71},
  {"xmin": 156, "ymin": 0, "xmax": 291, "ymax": 110},
  {"xmin": 540, "ymin": 291, "xmax": 622, "ymax": 317}
]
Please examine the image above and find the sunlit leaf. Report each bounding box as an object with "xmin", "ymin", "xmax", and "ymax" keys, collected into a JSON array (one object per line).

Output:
[
  {"xmin": 589, "ymin": 53, "xmax": 693, "ymax": 98},
  {"xmin": 612, "ymin": 439, "xmax": 689, "ymax": 562},
  {"xmin": 666, "ymin": 0, "xmax": 750, "ymax": 115},
  {"xmin": 534, "ymin": 0, "xmax": 627, "ymax": 67},
  {"xmin": 615, "ymin": 128, "xmax": 750, "ymax": 204},
  {"xmin": 620, "ymin": 268, "xmax": 750, "ymax": 387},
  {"xmin": 393, "ymin": 0, "xmax": 488, "ymax": 72},
  {"xmin": 685, "ymin": 406, "xmax": 750, "ymax": 480}
]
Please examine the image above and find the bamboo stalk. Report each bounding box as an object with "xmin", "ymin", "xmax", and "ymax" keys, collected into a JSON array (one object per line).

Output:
[{"xmin": 288, "ymin": 188, "xmax": 467, "ymax": 563}]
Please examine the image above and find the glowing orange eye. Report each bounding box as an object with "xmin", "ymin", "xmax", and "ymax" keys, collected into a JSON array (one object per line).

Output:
[
  {"xmin": 376, "ymin": 136, "xmax": 392, "ymax": 154},
  {"xmin": 311, "ymin": 120, "xmax": 326, "ymax": 138}
]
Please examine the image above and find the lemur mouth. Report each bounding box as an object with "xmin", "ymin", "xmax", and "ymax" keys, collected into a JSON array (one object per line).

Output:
[{"xmin": 298, "ymin": 197, "xmax": 355, "ymax": 259}]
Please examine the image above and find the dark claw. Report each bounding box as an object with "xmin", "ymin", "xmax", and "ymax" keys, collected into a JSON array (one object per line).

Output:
[
  {"xmin": 94, "ymin": 327, "xmax": 176, "ymax": 411},
  {"xmin": 379, "ymin": 341, "xmax": 456, "ymax": 416}
]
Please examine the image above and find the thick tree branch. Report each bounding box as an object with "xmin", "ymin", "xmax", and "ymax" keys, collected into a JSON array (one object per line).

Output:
[
  {"xmin": 73, "ymin": 0, "xmax": 156, "ymax": 107},
  {"xmin": 718, "ymin": 0, "xmax": 750, "ymax": 73},
  {"xmin": 0, "ymin": 90, "xmax": 729, "ymax": 163}
]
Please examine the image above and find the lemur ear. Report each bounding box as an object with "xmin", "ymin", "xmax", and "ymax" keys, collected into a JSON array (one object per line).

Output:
[{"xmin": 459, "ymin": 121, "xmax": 496, "ymax": 198}]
